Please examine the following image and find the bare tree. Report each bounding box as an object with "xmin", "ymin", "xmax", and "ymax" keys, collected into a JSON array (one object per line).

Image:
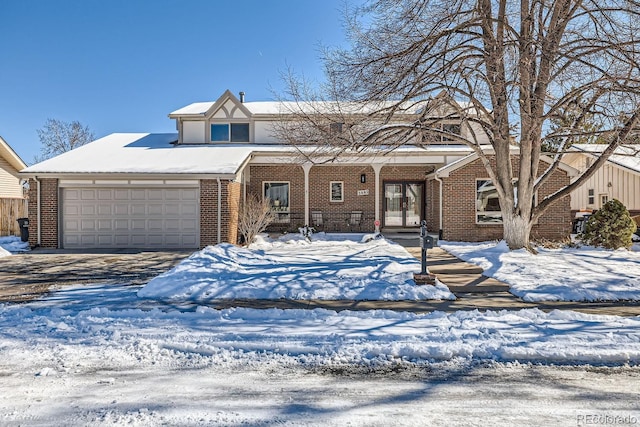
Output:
[
  {"xmin": 34, "ymin": 118, "xmax": 94, "ymax": 163},
  {"xmin": 238, "ymin": 195, "xmax": 276, "ymax": 246},
  {"xmin": 276, "ymin": 0, "xmax": 640, "ymax": 250}
]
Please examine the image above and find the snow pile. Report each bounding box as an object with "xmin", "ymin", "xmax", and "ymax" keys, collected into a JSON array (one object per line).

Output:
[
  {"xmin": 1, "ymin": 304, "xmax": 639, "ymax": 368},
  {"xmin": 440, "ymin": 240, "xmax": 640, "ymax": 302},
  {"xmin": 0, "ymin": 236, "xmax": 29, "ymax": 256},
  {"xmin": 139, "ymin": 234, "xmax": 454, "ymax": 302}
]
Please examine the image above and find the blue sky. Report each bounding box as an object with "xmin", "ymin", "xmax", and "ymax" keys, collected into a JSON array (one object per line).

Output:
[{"xmin": 0, "ymin": 0, "xmax": 353, "ymax": 165}]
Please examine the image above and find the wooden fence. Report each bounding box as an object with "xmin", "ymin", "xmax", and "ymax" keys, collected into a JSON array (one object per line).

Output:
[{"xmin": 0, "ymin": 198, "xmax": 28, "ymax": 236}]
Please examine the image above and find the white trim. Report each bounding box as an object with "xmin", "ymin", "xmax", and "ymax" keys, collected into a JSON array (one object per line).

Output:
[{"xmin": 58, "ymin": 179, "xmax": 200, "ymax": 187}]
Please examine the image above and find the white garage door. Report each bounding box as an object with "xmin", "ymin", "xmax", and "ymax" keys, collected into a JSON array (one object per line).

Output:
[{"xmin": 62, "ymin": 187, "xmax": 199, "ymax": 249}]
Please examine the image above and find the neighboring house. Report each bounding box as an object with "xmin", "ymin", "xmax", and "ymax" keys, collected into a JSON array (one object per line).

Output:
[
  {"xmin": 0, "ymin": 136, "xmax": 27, "ymax": 198},
  {"xmin": 564, "ymin": 144, "xmax": 640, "ymax": 216},
  {"xmin": 0, "ymin": 136, "xmax": 28, "ymax": 237},
  {"xmin": 20, "ymin": 90, "xmax": 574, "ymax": 249}
]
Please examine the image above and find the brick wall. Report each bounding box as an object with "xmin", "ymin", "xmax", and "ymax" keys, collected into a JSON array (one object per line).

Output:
[
  {"xmin": 248, "ymin": 164, "xmax": 305, "ymax": 230},
  {"xmin": 27, "ymin": 178, "xmax": 58, "ymax": 248},
  {"xmin": 441, "ymin": 157, "xmax": 572, "ymax": 242},
  {"xmin": 248, "ymin": 164, "xmax": 435, "ymax": 232},
  {"xmin": 309, "ymin": 165, "xmax": 375, "ymax": 230},
  {"xmin": 199, "ymin": 179, "xmax": 243, "ymax": 247},
  {"xmin": 225, "ymin": 181, "xmax": 242, "ymax": 244},
  {"xmin": 426, "ymin": 177, "xmax": 441, "ymax": 233},
  {"xmin": 199, "ymin": 179, "xmax": 218, "ymax": 247}
]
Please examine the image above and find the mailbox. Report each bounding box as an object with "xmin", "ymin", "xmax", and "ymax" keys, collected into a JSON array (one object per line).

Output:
[{"xmin": 420, "ymin": 234, "xmax": 434, "ymax": 249}]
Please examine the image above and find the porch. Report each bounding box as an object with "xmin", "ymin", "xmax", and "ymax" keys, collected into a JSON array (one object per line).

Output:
[{"xmin": 266, "ymin": 211, "xmax": 376, "ymax": 233}]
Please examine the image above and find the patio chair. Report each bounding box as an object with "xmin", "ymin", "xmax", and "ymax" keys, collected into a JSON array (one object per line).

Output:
[{"xmin": 349, "ymin": 211, "xmax": 363, "ymax": 231}]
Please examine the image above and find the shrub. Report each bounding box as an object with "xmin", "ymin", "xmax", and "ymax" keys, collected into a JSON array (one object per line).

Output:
[
  {"xmin": 238, "ymin": 195, "xmax": 276, "ymax": 246},
  {"xmin": 580, "ymin": 199, "xmax": 636, "ymax": 249}
]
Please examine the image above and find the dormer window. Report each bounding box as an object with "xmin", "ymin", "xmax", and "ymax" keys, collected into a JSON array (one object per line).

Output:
[{"xmin": 211, "ymin": 123, "xmax": 250, "ymax": 142}]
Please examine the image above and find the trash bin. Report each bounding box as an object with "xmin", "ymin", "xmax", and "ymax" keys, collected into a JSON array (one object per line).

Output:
[{"xmin": 17, "ymin": 217, "xmax": 29, "ymax": 242}]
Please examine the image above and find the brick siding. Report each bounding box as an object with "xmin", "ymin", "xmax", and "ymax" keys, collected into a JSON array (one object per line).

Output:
[
  {"xmin": 440, "ymin": 156, "xmax": 572, "ymax": 242},
  {"xmin": 248, "ymin": 164, "xmax": 435, "ymax": 232},
  {"xmin": 27, "ymin": 178, "xmax": 58, "ymax": 248},
  {"xmin": 200, "ymin": 179, "xmax": 241, "ymax": 247}
]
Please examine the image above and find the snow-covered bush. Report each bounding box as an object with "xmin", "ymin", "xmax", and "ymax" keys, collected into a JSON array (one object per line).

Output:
[{"xmin": 581, "ymin": 199, "xmax": 636, "ymax": 249}]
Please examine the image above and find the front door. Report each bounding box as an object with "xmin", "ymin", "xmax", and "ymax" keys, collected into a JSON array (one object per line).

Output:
[{"xmin": 383, "ymin": 182, "xmax": 424, "ymax": 227}]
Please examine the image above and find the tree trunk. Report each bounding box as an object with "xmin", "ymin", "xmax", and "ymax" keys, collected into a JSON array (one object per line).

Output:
[{"xmin": 502, "ymin": 212, "xmax": 533, "ymax": 250}]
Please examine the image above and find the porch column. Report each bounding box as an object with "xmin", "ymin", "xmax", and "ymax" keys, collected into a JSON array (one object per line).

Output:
[
  {"xmin": 372, "ymin": 163, "xmax": 384, "ymax": 229},
  {"xmin": 302, "ymin": 163, "xmax": 312, "ymax": 226}
]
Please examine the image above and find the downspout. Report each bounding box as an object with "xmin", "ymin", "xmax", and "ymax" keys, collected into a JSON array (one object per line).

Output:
[
  {"xmin": 434, "ymin": 173, "xmax": 443, "ymax": 241},
  {"xmin": 217, "ymin": 177, "xmax": 222, "ymax": 244},
  {"xmin": 35, "ymin": 176, "xmax": 42, "ymax": 246}
]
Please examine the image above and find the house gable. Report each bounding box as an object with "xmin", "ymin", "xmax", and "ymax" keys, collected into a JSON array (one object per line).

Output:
[
  {"xmin": 173, "ymin": 90, "xmax": 254, "ymax": 144},
  {"xmin": 0, "ymin": 136, "xmax": 27, "ymax": 198}
]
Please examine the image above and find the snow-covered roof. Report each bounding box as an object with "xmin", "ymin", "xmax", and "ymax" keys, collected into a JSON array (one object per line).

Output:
[
  {"xmin": 571, "ymin": 144, "xmax": 640, "ymax": 174},
  {"xmin": 20, "ymin": 133, "xmax": 262, "ymax": 176},
  {"xmin": 434, "ymin": 147, "xmax": 579, "ymax": 177},
  {"xmin": 20, "ymin": 132, "xmax": 481, "ymax": 176},
  {"xmin": 169, "ymin": 89, "xmax": 481, "ymax": 118}
]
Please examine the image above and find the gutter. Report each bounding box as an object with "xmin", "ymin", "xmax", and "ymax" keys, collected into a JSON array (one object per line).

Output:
[
  {"xmin": 35, "ymin": 176, "xmax": 41, "ymax": 246},
  {"xmin": 434, "ymin": 172, "xmax": 444, "ymax": 240}
]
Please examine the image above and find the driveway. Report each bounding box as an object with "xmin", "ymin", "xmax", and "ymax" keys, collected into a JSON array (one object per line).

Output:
[{"xmin": 0, "ymin": 249, "xmax": 192, "ymax": 302}]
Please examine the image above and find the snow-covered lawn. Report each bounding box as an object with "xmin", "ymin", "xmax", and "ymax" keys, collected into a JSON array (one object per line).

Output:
[
  {"xmin": 139, "ymin": 233, "xmax": 454, "ymax": 302},
  {"xmin": 440, "ymin": 240, "xmax": 640, "ymax": 302},
  {"xmin": 2, "ymin": 234, "xmax": 640, "ymax": 424},
  {"xmin": 0, "ymin": 235, "xmax": 29, "ymax": 257},
  {"xmin": 1, "ymin": 301, "xmax": 639, "ymax": 425}
]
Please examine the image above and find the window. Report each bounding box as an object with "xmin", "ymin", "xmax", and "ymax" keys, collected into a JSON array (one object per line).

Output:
[
  {"xmin": 421, "ymin": 122, "xmax": 462, "ymax": 143},
  {"xmin": 587, "ymin": 189, "xmax": 595, "ymax": 205},
  {"xmin": 329, "ymin": 122, "xmax": 344, "ymax": 135},
  {"xmin": 264, "ymin": 182, "xmax": 290, "ymax": 223},
  {"xmin": 441, "ymin": 123, "xmax": 462, "ymax": 141},
  {"xmin": 211, "ymin": 123, "xmax": 250, "ymax": 142},
  {"xmin": 476, "ymin": 179, "xmax": 502, "ymax": 223},
  {"xmin": 600, "ymin": 194, "xmax": 609, "ymax": 206},
  {"xmin": 211, "ymin": 124, "xmax": 229, "ymax": 142},
  {"xmin": 476, "ymin": 179, "xmax": 536, "ymax": 224},
  {"xmin": 231, "ymin": 123, "xmax": 250, "ymax": 142},
  {"xmin": 330, "ymin": 181, "xmax": 344, "ymax": 202}
]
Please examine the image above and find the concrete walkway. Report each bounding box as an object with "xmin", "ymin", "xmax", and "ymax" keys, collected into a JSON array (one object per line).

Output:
[{"xmin": 396, "ymin": 239, "xmax": 640, "ymax": 317}]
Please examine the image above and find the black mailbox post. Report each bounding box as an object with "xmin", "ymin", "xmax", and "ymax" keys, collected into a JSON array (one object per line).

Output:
[
  {"xmin": 419, "ymin": 220, "xmax": 434, "ymax": 274},
  {"xmin": 17, "ymin": 217, "xmax": 29, "ymax": 242}
]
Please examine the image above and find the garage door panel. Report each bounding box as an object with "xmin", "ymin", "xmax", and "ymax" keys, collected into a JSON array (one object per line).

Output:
[
  {"xmin": 114, "ymin": 189, "xmax": 129, "ymax": 200},
  {"xmin": 114, "ymin": 204, "xmax": 129, "ymax": 215},
  {"xmin": 97, "ymin": 234, "xmax": 114, "ymax": 246},
  {"xmin": 81, "ymin": 189, "xmax": 96, "ymax": 200},
  {"xmin": 97, "ymin": 190, "xmax": 112, "ymax": 200},
  {"xmin": 62, "ymin": 186, "xmax": 199, "ymax": 249},
  {"xmin": 64, "ymin": 205, "xmax": 80, "ymax": 216},
  {"xmin": 148, "ymin": 219, "xmax": 163, "ymax": 230},
  {"xmin": 131, "ymin": 189, "xmax": 146, "ymax": 200},
  {"xmin": 148, "ymin": 204, "xmax": 163, "ymax": 215},
  {"xmin": 165, "ymin": 204, "xmax": 180, "ymax": 215},
  {"xmin": 181, "ymin": 204, "xmax": 197, "ymax": 216},
  {"xmin": 97, "ymin": 220, "xmax": 112, "ymax": 230},
  {"xmin": 81, "ymin": 205, "xmax": 96, "ymax": 215},
  {"xmin": 81, "ymin": 220, "xmax": 96, "ymax": 231},
  {"xmin": 97, "ymin": 204, "xmax": 112, "ymax": 215},
  {"xmin": 130, "ymin": 204, "xmax": 146, "ymax": 215},
  {"xmin": 114, "ymin": 219, "xmax": 129, "ymax": 231},
  {"xmin": 181, "ymin": 219, "xmax": 197, "ymax": 231}
]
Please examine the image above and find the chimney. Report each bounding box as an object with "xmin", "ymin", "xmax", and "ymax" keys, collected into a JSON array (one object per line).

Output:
[{"xmin": 239, "ymin": 91, "xmax": 245, "ymax": 103}]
